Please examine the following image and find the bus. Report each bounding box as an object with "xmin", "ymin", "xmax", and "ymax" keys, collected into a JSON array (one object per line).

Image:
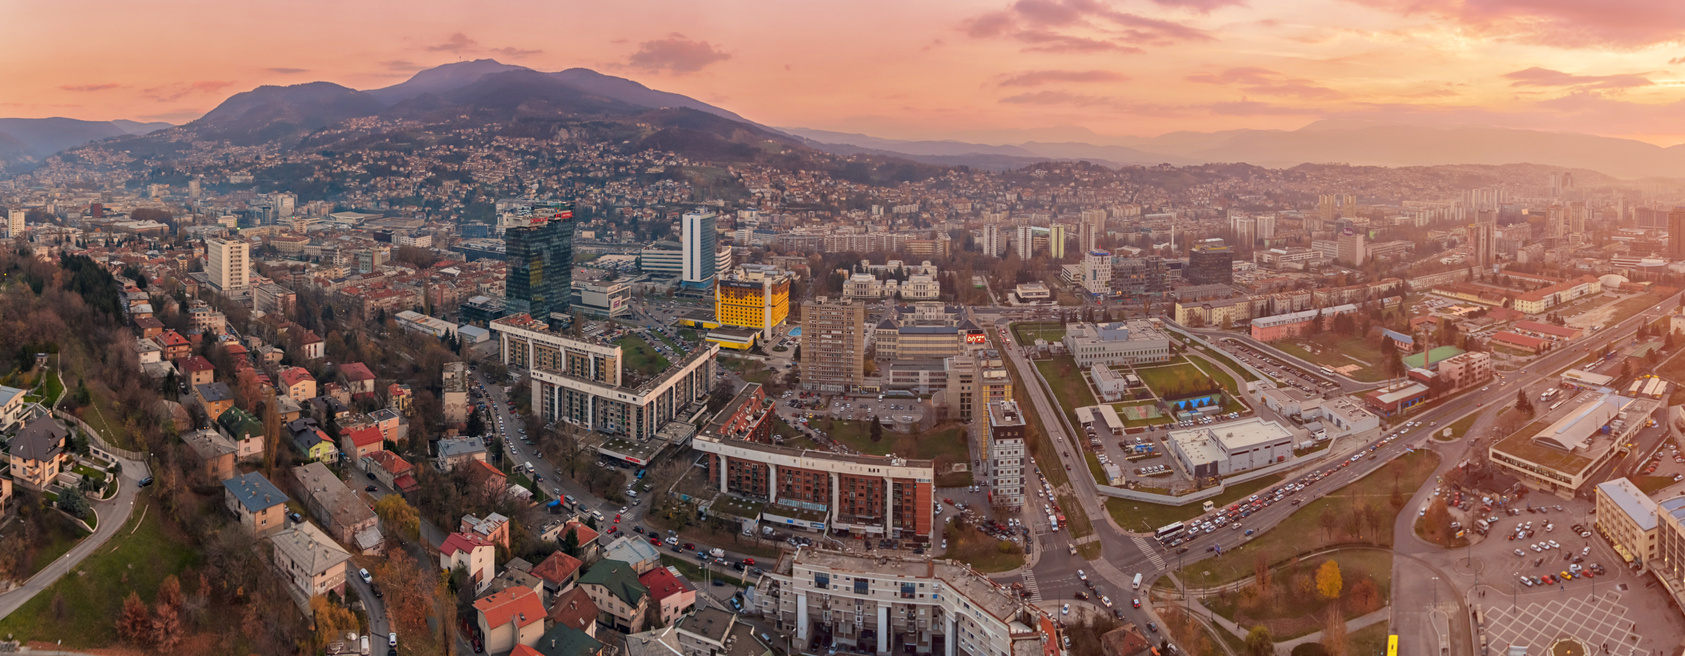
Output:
[
  {"xmin": 1386, "ymin": 635, "xmax": 1398, "ymax": 656},
  {"xmin": 1155, "ymin": 521, "xmax": 1186, "ymax": 542},
  {"xmin": 1549, "ymin": 400, "xmax": 1565, "ymax": 411},
  {"xmin": 1541, "ymin": 389, "xmax": 1560, "ymax": 403}
]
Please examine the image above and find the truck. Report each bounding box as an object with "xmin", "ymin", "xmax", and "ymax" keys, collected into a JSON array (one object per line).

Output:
[
  {"xmin": 1132, "ymin": 573, "xmax": 1143, "ymax": 590},
  {"xmin": 709, "ymin": 548, "xmax": 726, "ymax": 558}
]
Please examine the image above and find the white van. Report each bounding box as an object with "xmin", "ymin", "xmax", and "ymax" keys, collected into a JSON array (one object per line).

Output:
[{"xmin": 1132, "ymin": 573, "xmax": 1143, "ymax": 590}]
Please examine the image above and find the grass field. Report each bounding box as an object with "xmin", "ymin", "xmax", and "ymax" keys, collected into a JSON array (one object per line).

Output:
[
  {"xmin": 1105, "ymin": 475, "xmax": 1284, "ymax": 533},
  {"xmin": 822, "ymin": 420, "xmax": 970, "ymax": 464},
  {"xmin": 616, "ymin": 334, "xmax": 672, "ymax": 377},
  {"xmin": 1036, "ymin": 354, "xmax": 1099, "ymax": 435},
  {"xmin": 1115, "ymin": 400, "xmax": 1172, "ymax": 428},
  {"xmin": 943, "ymin": 524, "xmax": 1025, "ymax": 573},
  {"xmin": 1204, "ymin": 549, "xmax": 1394, "ymax": 639},
  {"xmin": 1135, "ymin": 361, "xmax": 1220, "ymax": 400},
  {"xmin": 1185, "ymin": 354, "xmax": 1240, "ymax": 395},
  {"xmin": 1012, "ymin": 322, "xmax": 1066, "ymax": 347},
  {"xmin": 1439, "ymin": 412, "xmax": 1480, "ymax": 442},
  {"xmin": 18, "ymin": 512, "xmax": 90, "ymax": 579},
  {"xmin": 1187, "ymin": 342, "xmax": 1260, "ymax": 383},
  {"xmin": 1174, "ymin": 450, "xmax": 1440, "ymax": 587},
  {"xmin": 1275, "ymin": 336, "xmax": 1388, "ymax": 382},
  {"xmin": 0, "ymin": 497, "xmax": 199, "ymax": 646}
]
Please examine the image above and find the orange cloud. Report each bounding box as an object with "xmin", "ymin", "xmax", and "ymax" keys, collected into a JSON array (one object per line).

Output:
[
  {"xmin": 1347, "ymin": 0, "xmax": 1685, "ymax": 49},
  {"xmin": 625, "ymin": 34, "xmax": 731, "ymax": 74}
]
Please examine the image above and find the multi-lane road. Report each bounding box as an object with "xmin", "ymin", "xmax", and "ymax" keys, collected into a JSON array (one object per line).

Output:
[{"xmin": 979, "ymin": 290, "xmax": 1682, "ymax": 646}]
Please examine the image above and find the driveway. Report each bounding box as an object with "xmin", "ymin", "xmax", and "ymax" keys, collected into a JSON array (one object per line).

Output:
[{"xmin": 0, "ymin": 454, "xmax": 147, "ymax": 620}]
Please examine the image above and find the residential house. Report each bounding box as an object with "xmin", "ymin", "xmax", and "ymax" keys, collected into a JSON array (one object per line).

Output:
[
  {"xmin": 222, "ymin": 471, "xmax": 289, "ymax": 536},
  {"xmin": 602, "ymin": 536, "xmax": 662, "ymax": 574},
  {"xmin": 462, "ymin": 513, "xmax": 511, "ymax": 548},
  {"xmin": 274, "ymin": 394, "xmax": 304, "ymax": 423},
  {"xmin": 0, "ymin": 385, "xmax": 28, "ymax": 431},
  {"xmin": 549, "ymin": 587, "xmax": 599, "ymax": 639},
  {"xmin": 272, "ymin": 521, "xmax": 352, "ymax": 604},
  {"xmin": 369, "ymin": 408, "xmax": 407, "ymax": 443},
  {"xmin": 194, "ymin": 382, "xmax": 235, "ymax": 420},
  {"xmin": 307, "ymin": 395, "xmax": 351, "ymax": 422},
  {"xmin": 437, "ymin": 437, "xmax": 488, "ymax": 471},
  {"xmin": 441, "ymin": 532, "xmax": 498, "ymax": 592},
  {"xmin": 485, "ymin": 563, "xmax": 547, "ymax": 605},
  {"xmin": 530, "ymin": 624, "xmax": 606, "ymax": 656},
  {"xmin": 388, "ymin": 383, "xmax": 412, "ymax": 414},
  {"xmin": 279, "ymin": 367, "xmax": 316, "ymax": 401},
  {"xmin": 180, "ymin": 355, "xmax": 216, "ymax": 387},
  {"xmin": 155, "ymin": 329, "xmax": 191, "ymax": 359},
  {"xmin": 578, "ymin": 559, "xmax": 650, "ymax": 633},
  {"xmin": 474, "ymin": 586, "xmax": 546, "ymax": 654},
  {"xmin": 638, "ymin": 566, "xmax": 697, "ymax": 626},
  {"xmin": 182, "ymin": 428, "xmax": 237, "ymax": 481},
  {"xmin": 531, "ymin": 550, "xmax": 586, "ymax": 595},
  {"xmin": 340, "ymin": 425, "xmax": 384, "ymax": 463},
  {"xmin": 300, "ymin": 331, "xmax": 324, "ymax": 360},
  {"xmin": 290, "ymin": 462, "xmax": 380, "ymax": 550},
  {"xmin": 216, "ymin": 406, "xmax": 266, "ymax": 462},
  {"xmin": 552, "ymin": 520, "xmax": 602, "ymax": 562},
  {"xmin": 292, "ymin": 425, "xmax": 338, "ymax": 462},
  {"xmin": 672, "ymin": 607, "xmax": 770, "ymax": 656},
  {"xmin": 340, "ymin": 362, "xmax": 377, "ymax": 397},
  {"xmin": 8, "ymin": 417, "xmax": 70, "ymax": 491},
  {"xmin": 466, "ymin": 460, "xmax": 508, "ymax": 501},
  {"xmin": 361, "ymin": 450, "xmax": 416, "ymax": 490}
]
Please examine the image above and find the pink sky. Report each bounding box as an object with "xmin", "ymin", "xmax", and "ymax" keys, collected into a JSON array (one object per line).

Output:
[{"xmin": 7, "ymin": 0, "xmax": 1685, "ymax": 144}]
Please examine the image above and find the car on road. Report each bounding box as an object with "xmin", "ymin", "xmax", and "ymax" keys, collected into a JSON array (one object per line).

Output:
[
  {"xmin": 359, "ymin": 568, "xmax": 372, "ymax": 584},
  {"xmin": 1132, "ymin": 598, "xmax": 1141, "ymax": 608},
  {"xmin": 1061, "ymin": 604, "xmax": 1069, "ymax": 616}
]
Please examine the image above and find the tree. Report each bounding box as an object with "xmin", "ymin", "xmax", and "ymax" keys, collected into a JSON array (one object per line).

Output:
[
  {"xmin": 311, "ymin": 594, "xmax": 361, "ymax": 649},
  {"xmin": 1322, "ymin": 608, "xmax": 1348, "ymax": 656},
  {"xmin": 117, "ymin": 591, "xmax": 153, "ymax": 646},
  {"xmin": 1315, "ymin": 559, "xmax": 1343, "ymax": 600},
  {"xmin": 374, "ymin": 494, "xmax": 421, "ymax": 542},
  {"xmin": 870, "ymin": 416, "xmax": 884, "ymax": 443},
  {"xmin": 1516, "ymin": 389, "xmax": 1534, "ymax": 416},
  {"xmin": 644, "ymin": 594, "xmax": 665, "ymax": 630},
  {"xmin": 57, "ymin": 487, "xmax": 88, "ymax": 518},
  {"xmin": 1245, "ymin": 626, "xmax": 1274, "ymax": 656},
  {"xmin": 1253, "ymin": 550, "xmax": 1272, "ymax": 596},
  {"xmin": 563, "ymin": 526, "xmax": 581, "ymax": 557}
]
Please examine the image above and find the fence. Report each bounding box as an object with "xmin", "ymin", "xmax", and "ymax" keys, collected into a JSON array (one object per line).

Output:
[{"xmin": 51, "ymin": 409, "xmax": 148, "ymax": 462}]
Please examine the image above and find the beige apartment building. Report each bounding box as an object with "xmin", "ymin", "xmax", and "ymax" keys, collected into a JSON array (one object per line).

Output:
[{"xmin": 800, "ymin": 298, "xmax": 866, "ymax": 393}]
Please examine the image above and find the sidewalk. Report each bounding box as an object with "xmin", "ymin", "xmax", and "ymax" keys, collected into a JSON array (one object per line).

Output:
[{"xmin": 1272, "ymin": 607, "xmax": 1392, "ymax": 655}]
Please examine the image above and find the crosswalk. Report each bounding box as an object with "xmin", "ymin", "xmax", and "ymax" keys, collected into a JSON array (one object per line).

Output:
[
  {"xmin": 1134, "ymin": 536, "xmax": 1167, "ymax": 570},
  {"xmin": 1021, "ymin": 569, "xmax": 1043, "ymax": 602}
]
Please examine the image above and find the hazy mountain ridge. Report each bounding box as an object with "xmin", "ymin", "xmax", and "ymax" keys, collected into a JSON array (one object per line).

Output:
[
  {"xmin": 789, "ymin": 121, "xmax": 1685, "ymax": 180},
  {"xmin": 0, "ymin": 117, "xmax": 172, "ymax": 170}
]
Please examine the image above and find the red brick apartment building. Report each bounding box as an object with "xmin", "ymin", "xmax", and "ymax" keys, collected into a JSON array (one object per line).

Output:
[{"xmin": 691, "ymin": 433, "xmax": 936, "ymax": 543}]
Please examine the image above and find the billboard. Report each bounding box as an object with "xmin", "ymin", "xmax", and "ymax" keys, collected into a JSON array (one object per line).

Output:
[{"xmin": 965, "ymin": 333, "xmax": 988, "ymax": 344}]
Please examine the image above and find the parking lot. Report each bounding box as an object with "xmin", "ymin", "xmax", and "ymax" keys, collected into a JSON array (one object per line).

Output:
[
  {"xmin": 1083, "ymin": 412, "xmax": 1246, "ymax": 488},
  {"xmin": 1215, "ymin": 337, "xmax": 1342, "ymax": 393}
]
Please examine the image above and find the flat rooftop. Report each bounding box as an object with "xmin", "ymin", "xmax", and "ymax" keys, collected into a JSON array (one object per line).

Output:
[
  {"xmin": 1598, "ymin": 478, "xmax": 1658, "ymax": 532},
  {"xmin": 793, "ymin": 548, "xmax": 1027, "ymax": 623}
]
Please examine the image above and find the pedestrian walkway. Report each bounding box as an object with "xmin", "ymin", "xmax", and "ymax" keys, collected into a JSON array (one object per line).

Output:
[
  {"xmin": 1022, "ymin": 568, "xmax": 1042, "ymax": 602},
  {"xmin": 1272, "ymin": 607, "xmax": 1392, "ymax": 655},
  {"xmin": 1135, "ymin": 536, "xmax": 1166, "ymax": 570}
]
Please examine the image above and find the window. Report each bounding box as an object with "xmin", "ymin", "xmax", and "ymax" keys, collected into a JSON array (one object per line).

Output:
[
  {"xmin": 815, "ymin": 573, "xmax": 830, "ymax": 588},
  {"xmin": 901, "ymin": 583, "xmax": 916, "ymax": 599},
  {"xmin": 855, "ymin": 579, "xmax": 870, "ymax": 594}
]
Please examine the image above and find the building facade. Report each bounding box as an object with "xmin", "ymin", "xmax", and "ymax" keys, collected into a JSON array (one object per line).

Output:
[
  {"xmin": 716, "ymin": 265, "xmax": 791, "ymax": 340},
  {"xmin": 985, "ymin": 401, "xmax": 1026, "ymax": 510},
  {"xmin": 1061, "ymin": 321, "xmax": 1172, "ymax": 367},
  {"xmin": 801, "ymin": 298, "xmax": 866, "ymax": 393},
  {"xmin": 504, "ymin": 203, "xmax": 576, "ymax": 322},
  {"xmin": 205, "ymin": 237, "xmax": 250, "ymax": 294}
]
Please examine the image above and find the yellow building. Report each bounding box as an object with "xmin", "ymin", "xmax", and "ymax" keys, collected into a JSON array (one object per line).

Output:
[{"xmin": 715, "ymin": 265, "xmax": 791, "ymax": 340}]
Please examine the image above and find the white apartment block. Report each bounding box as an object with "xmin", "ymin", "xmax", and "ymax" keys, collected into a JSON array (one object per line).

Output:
[
  {"xmin": 755, "ymin": 549, "xmax": 1056, "ymax": 656},
  {"xmin": 205, "ymin": 237, "xmax": 250, "ymax": 294}
]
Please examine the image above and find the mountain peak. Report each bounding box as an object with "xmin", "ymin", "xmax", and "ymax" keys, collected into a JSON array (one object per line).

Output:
[{"xmin": 367, "ymin": 59, "xmax": 531, "ymax": 105}]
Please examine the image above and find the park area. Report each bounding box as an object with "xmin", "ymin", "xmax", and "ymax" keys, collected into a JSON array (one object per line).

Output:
[
  {"xmin": 615, "ymin": 334, "xmax": 672, "ymax": 377},
  {"xmin": 941, "ymin": 523, "xmax": 1025, "ymax": 573},
  {"xmin": 1172, "ymin": 449, "xmax": 1440, "ymax": 588},
  {"xmin": 1202, "ymin": 549, "xmax": 1393, "ymax": 639},
  {"xmin": 1012, "ymin": 322, "xmax": 1065, "ymax": 346},
  {"xmin": 819, "ymin": 419, "xmax": 971, "ymax": 485}
]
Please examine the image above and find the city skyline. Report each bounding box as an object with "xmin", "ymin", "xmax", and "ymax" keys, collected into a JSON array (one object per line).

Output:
[{"xmin": 9, "ymin": 0, "xmax": 1685, "ymax": 145}]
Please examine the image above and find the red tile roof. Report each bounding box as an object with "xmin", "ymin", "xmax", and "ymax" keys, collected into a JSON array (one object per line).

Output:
[
  {"xmin": 365, "ymin": 450, "xmax": 413, "ymax": 475},
  {"xmin": 180, "ymin": 355, "xmax": 215, "ymax": 373},
  {"xmin": 473, "ymin": 586, "xmax": 544, "ymax": 631},
  {"xmin": 394, "ymin": 474, "xmax": 419, "ymax": 493},
  {"xmin": 346, "ymin": 425, "xmax": 384, "ymax": 448},
  {"xmin": 511, "ymin": 647, "xmax": 542, "ymax": 656},
  {"xmin": 158, "ymin": 330, "xmax": 188, "ymax": 347},
  {"xmin": 638, "ymin": 566, "xmax": 694, "ymax": 602},
  {"xmin": 547, "ymin": 587, "xmax": 599, "ymax": 631},
  {"xmin": 562, "ymin": 520, "xmax": 599, "ymax": 545},
  {"xmin": 341, "ymin": 362, "xmax": 376, "ymax": 382},
  {"xmin": 279, "ymin": 366, "xmax": 314, "ymax": 388},
  {"xmin": 530, "ymin": 551, "xmax": 584, "ymax": 585},
  {"xmin": 441, "ymin": 531, "xmax": 494, "ymax": 557}
]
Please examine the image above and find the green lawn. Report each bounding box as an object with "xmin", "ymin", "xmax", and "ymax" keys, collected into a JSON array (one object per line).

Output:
[
  {"xmin": 18, "ymin": 513, "xmax": 90, "ymax": 579},
  {"xmin": 1187, "ymin": 343, "xmax": 1260, "ymax": 383},
  {"xmin": 1106, "ymin": 475, "xmax": 1284, "ymax": 533},
  {"xmin": 0, "ymin": 497, "xmax": 199, "ymax": 646},
  {"xmin": 615, "ymin": 334, "xmax": 672, "ymax": 377},
  {"xmin": 1135, "ymin": 361, "xmax": 1220, "ymax": 400},
  {"xmin": 1174, "ymin": 449, "xmax": 1440, "ymax": 587},
  {"xmin": 1274, "ymin": 336, "xmax": 1388, "ymax": 382},
  {"xmin": 509, "ymin": 471, "xmax": 550, "ymax": 503},
  {"xmin": 1035, "ymin": 354, "xmax": 1099, "ymax": 438},
  {"xmin": 1438, "ymin": 412, "xmax": 1480, "ymax": 442},
  {"xmin": 72, "ymin": 464, "xmax": 106, "ymax": 483},
  {"xmin": 37, "ymin": 368, "xmax": 63, "ymax": 407},
  {"xmin": 1185, "ymin": 354, "xmax": 1240, "ymax": 395},
  {"xmin": 1012, "ymin": 322, "xmax": 1066, "ymax": 346},
  {"xmin": 1635, "ymin": 475, "xmax": 1676, "ymax": 495},
  {"xmin": 1204, "ymin": 550, "xmax": 1394, "ymax": 639},
  {"xmin": 821, "ymin": 420, "xmax": 970, "ymax": 464},
  {"xmin": 679, "ymin": 329, "xmax": 700, "ymax": 342},
  {"xmin": 1349, "ymin": 622, "xmax": 1393, "ymax": 656},
  {"xmin": 943, "ymin": 524, "xmax": 1025, "ymax": 573}
]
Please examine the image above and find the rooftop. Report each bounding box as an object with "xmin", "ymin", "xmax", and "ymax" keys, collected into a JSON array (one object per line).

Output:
[
  {"xmin": 474, "ymin": 585, "xmax": 545, "ymax": 630},
  {"xmin": 1597, "ymin": 478, "xmax": 1659, "ymax": 532},
  {"xmin": 222, "ymin": 471, "xmax": 289, "ymax": 513}
]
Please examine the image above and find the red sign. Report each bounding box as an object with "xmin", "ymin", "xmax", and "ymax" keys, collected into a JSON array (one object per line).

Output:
[{"xmin": 965, "ymin": 333, "xmax": 988, "ymax": 344}]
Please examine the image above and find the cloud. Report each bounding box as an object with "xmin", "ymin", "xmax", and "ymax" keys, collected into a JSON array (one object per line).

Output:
[
  {"xmin": 1672, "ymin": 56, "xmax": 1685, "ymax": 65},
  {"xmin": 59, "ymin": 83, "xmax": 120, "ymax": 92},
  {"xmin": 142, "ymin": 80, "xmax": 235, "ymax": 102},
  {"xmin": 1345, "ymin": 0, "xmax": 1685, "ymax": 49},
  {"xmin": 999, "ymin": 70, "xmax": 1129, "ymax": 86},
  {"xmin": 625, "ymin": 34, "xmax": 731, "ymax": 74},
  {"xmin": 1148, "ymin": 0, "xmax": 1247, "ymax": 11},
  {"xmin": 1503, "ymin": 67, "xmax": 1653, "ymax": 90},
  {"xmin": 1185, "ymin": 67, "xmax": 1343, "ymax": 99},
  {"xmin": 489, "ymin": 46, "xmax": 543, "ymax": 58},
  {"xmin": 266, "ymin": 68, "xmax": 310, "ymax": 75},
  {"xmin": 1000, "ymin": 90, "xmax": 1119, "ymax": 106},
  {"xmin": 960, "ymin": 0, "xmax": 1209, "ymax": 53},
  {"xmin": 427, "ymin": 32, "xmax": 478, "ymax": 53}
]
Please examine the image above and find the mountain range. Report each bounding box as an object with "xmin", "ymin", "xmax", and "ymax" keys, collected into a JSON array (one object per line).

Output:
[{"xmin": 10, "ymin": 60, "xmax": 1685, "ymax": 179}]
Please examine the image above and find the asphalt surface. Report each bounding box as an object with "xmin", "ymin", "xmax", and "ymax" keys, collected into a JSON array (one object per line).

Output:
[{"xmin": 0, "ymin": 452, "xmax": 147, "ymax": 620}]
